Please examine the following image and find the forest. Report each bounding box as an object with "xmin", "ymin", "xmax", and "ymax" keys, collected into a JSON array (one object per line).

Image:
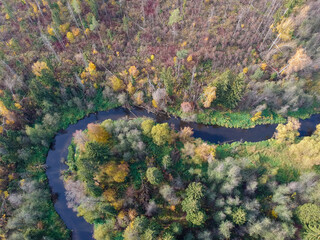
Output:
[{"xmin": 0, "ymin": 0, "xmax": 319, "ymax": 239}]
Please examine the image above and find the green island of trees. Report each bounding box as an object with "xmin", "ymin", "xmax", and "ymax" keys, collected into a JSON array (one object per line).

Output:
[{"xmin": 64, "ymin": 118, "xmax": 320, "ymax": 239}]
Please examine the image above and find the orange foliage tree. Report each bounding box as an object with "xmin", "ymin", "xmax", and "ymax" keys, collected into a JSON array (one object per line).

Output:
[
  {"xmin": 87, "ymin": 123, "xmax": 110, "ymax": 144},
  {"xmin": 96, "ymin": 161, "xmax": 129, "ymax": 184},
  {"xmin": 0, "ymin": 101, "xmax": 15, "ymax": 125}
]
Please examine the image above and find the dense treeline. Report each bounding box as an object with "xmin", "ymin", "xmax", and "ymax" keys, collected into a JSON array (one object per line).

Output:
[
  {"xmin": 66, "ymin": 118, "xmax": 320, "ymax": 239},
  {"xmin": 0, "ymin": 0, "xmax": 319, "ymax": 238}
]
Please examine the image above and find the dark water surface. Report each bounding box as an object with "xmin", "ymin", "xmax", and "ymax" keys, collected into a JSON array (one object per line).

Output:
[{"xmin": 45, "ymin": 107, "xmax": 320, "ymax": 240}]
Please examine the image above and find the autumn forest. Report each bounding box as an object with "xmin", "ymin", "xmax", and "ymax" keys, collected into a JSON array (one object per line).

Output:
[{"xmin": 0, "ymin": 0, "xmax": 320, "ymax": 239}]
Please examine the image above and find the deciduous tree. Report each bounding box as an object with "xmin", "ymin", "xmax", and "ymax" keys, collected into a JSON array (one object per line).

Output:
[
  {"xmin": 146, "ymin": 167, "xmax": 163, "ymax": 185},
  {"xmin": 87, "ymin": 123, "xmax": 110, "ymax": 144},
  {"xmin": 151, "ymin": 123, "xmax": 171, "ymax": 145}
]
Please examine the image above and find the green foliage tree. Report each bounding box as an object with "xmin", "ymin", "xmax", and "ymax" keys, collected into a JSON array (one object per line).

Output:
[
  {"xmin": 123, "ymin": 216, "xmax": 148, "ymax": 240},
  {"xmin": 93, "ymin": 221, "xmax": 116, "ymax": 240},
  {"xmin": 160, "ymin": 67, "xmax": 174, "ymax": 96},
  {"xmin": 289, "ymin": 131, "xmax": 320, "ymax": 168},
  {"xmin": 186, "ymin": 211, "xmax": 206, "ymax": 226},
  {"xmin": 84, "ymin": 141, "xmax": 109, "ymax": 161},
  {"xmin": 176, "ymin": 49, "xmax": 189, "ymax": 59},
  {"xmin": 219, "ymin": 221, "xmax": 234, "ymax": 239},
  {"xmin": 90, "ymin": 16, "xmax": 99, "ymax": 31},
  {"xmin": 214, "ymin": 70, "xmax": 244, "ymax": 109},
  {"xmin": 168, "ymin": 9, "xmax": 182, "ymax": 26},
  {"xmin": 303, "ymin": 224, "xmax": 320, "ymax": 240},
  {"xmin": 146, "ymin": 167, "xmax": 163, "ymax": 185},
  {"xmin": 49, "ymin": 2, "xmax": 62, "ymax": 26},
  {"xmin": 162, "ymin": 155, "xmax": 172, "ymax": 169},
  {"xmin": 142, "ymin": 227, "xmax": 158, "ymax": 240},
  {"xmin": 71, "ymin": 0, "xmax": 81, "ymax": 14},
  {"xmin": 25, "ymin": 124, "xmax": 52, "ymax": 145},
  {"xmin": 162, "ymin": 232, "xmax": 175, "ymax": 240},
  {"xmin": 87, "ymin": 0, "xmax": 98, "ymax": 18},
  {"xmin": 251, "ymin": 68, "xmax": 264, "ymax": 80},
  {"xmin": 232, "ymin": 208, "xmax": 247, "ymax": 225},
  {"xmin": 181, "ymin": 182, "xmax": 206, "ymax": 226},
  {"xmin": 296, "ymin": 203, "xmax": 320, "ymax": 225},
  {"xmin": 185, "ymin": 182, "xmax": 203, "ymax": 200},
  {"xmin": 169, "ymin": 222, "xmax": 182, "ymax": 235}
]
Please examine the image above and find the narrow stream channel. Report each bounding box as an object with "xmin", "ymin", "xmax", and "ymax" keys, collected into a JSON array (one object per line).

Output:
[{"xmin": 45, "ymin": 107, "xmax": 320, "ymax": 240}]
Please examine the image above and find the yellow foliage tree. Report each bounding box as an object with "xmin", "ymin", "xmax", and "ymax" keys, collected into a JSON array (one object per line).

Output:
[
  {"xmin": 152, "ymin": 99, "xmax": 158, "ymax": 108},
  {"xmin": 96, "ymin": 161, "xmax": 129, "ymax": 184},
  {"xmin": 112, "ymin": 199, "xmax": 124, "ymax": 210},
  {"xmin": 141, "ymin": 119, "xmax": 155, "ymax": 137},
  {"xmin": 134, "ymin": 91, "xmax": 144, "ymax": 105},
  {"xmin": 103, "ymin": 188, "xmax": 117, "ymax": 202},
  {"xmin": 86, "ymin": 62, "xmax": 96, "ymax": 75},
  {"xmin": 82, "ymin": 62, "xmax": 98, "ymax": 80},
  {"xmin": 128, "ymin": 66, "xmax": 139, "ymax": 78},
  {"xmin": 87, "ymin": 123, "xmax": 110, "ymax": 143},
  {"xmin": 276, "ymin": 18, "xmax": 294, "ymax": 41},
  {"xmin": 109, "ymin": 75, "xmax": 125, "ymax": 92},
  {"xmin": 261, "ymin": 63, "xmax": 267, "ymax": 71},
  {"xmin": 274, "ymin": 117, "xmax": 300, "ymax": 143},
  {"xmin": 59, "ymin": 23, "xmax": 70, "ymax": 34},
  {"xmin": 14, "ymin": 103, "xmax": 22, "ymax": 109},
  {"xmin": 194, "ymin": 143, "xmax": 216, "ymax": 162},
  {"xmin": 251, "ymin": 111, "xmax": 262, "ymax": 122},
  {"xmin": 30, "ymin": 2, "xmax": 38, "ymax": 14},
  {"xmin": 32, "ymin": 61, "xmax": 49, "ymax": 77},
  {"xmin": 202, "ymin": 86, "xmax": 217, "ymax": 108},
  {"xmin": 179, "ymin": 127, "xmax": 194, "ymax": 142},
  {"xmin": 47, "ymin": 25, "xmax": 54, "ymax": 36},
  {"xmin": 0, "ymin": 101, "xmax": 15, "ymax": 125},
  {"xmin": 66, "ymin": 31, "xmax": 75, "ymax": 43},
  {"xmin": 289, "ymin": 135, "xmax": 320, "ymax": 169},
  {"xmin": 286, "ymin": 48, "xmax": 312, "ymax": 74},
  {"xmin": 126, "ymin": 82, "xmax": 135, "ymax": 95}
]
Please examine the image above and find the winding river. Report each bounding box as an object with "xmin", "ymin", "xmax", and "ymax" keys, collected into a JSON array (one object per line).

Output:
[{"xmin": 45, "ymin": 107, "xmax": 320, "ymax": 240}]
